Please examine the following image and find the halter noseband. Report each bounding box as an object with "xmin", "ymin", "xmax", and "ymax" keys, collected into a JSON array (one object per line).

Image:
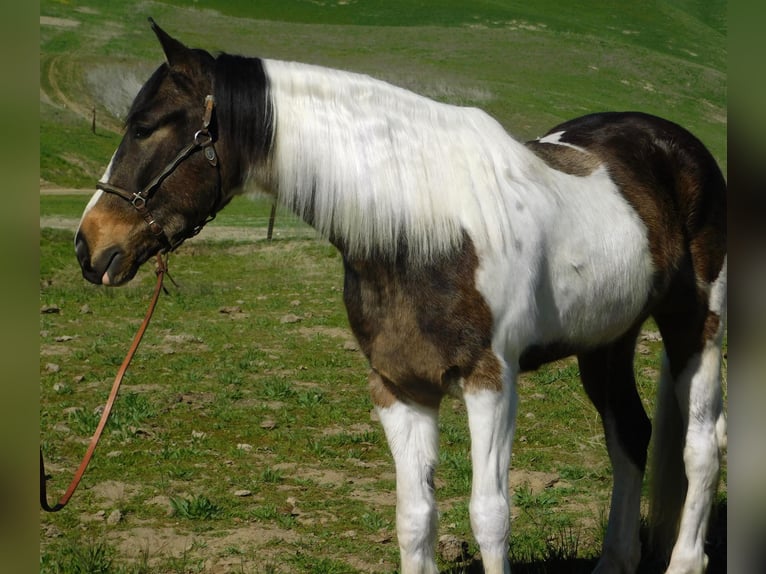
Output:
[{"xmin": 96, "ymin": 95, "xmax": 221, "ymax": 251}]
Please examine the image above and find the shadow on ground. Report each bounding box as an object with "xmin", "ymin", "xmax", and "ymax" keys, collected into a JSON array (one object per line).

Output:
[{"xmin": 443, "ymin": 499, "xmax": 726, "ymax": 574}]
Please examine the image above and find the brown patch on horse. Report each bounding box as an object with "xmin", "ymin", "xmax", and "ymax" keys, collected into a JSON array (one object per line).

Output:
[
  {"xmin": 702, "ymin": 311, "xmax": 721, "ymax": 343},
  {"xmin": 525, "ymin": 140, "xmax": 602, "ymax": 176},
  {"xmin": 343, "ymin": 235, "xmax": 498, "ymax": 407},
  {"xmin": 77, "ymin": 207, "xmax": 136, "ymax": 257},
  {"xmin": 462, "ymin": 348, "xmax": 504, "ymax": 394}
]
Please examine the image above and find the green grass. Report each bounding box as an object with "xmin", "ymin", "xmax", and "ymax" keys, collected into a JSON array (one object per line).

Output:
[{"xmin": 40, "ymin": 1, "xmax": 726, "ymax": 572}]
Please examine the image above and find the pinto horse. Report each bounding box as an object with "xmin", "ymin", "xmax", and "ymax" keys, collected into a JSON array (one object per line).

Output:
[{"xmin": 75, "ymin": 20, "xmax": 727, "ymax": 574}]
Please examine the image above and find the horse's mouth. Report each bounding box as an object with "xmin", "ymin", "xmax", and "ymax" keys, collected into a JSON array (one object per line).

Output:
[
  {"xmin": 100, "ymin": 250, "xmax": 123, "ymax": 285},
  {"xmin": 76, "ymin": 241, "xmax": 140, "ymax": 286}
]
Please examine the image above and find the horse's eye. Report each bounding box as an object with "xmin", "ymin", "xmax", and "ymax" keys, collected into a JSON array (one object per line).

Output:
[{"xmin": 133, "ymin": 125, "xmax": 153, "ymax": 140}]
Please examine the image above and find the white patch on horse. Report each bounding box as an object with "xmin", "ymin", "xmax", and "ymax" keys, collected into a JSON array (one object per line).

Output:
[
  {"xmin": 536, "ymin": 130, "xmax": 588, "ymax": 153},
  {"xmin": 474, "ymin": 164, "xmax": 654, "ymax": 359},
  {"xmin": 75, "ymin": 152, "xmax": 116, "ymax": 240},
  {"xmin": 708, "ymin": 256, "xmax": 727, "ymax": 321},
  {"xmin": 708, "ymin": 256, "xmax": 728, "ymax": 450}
]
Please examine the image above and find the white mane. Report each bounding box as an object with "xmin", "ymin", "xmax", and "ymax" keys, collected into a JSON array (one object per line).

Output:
[{"xmin": 261, "ymin": 59, "xmax": 559, "ymax": 261}]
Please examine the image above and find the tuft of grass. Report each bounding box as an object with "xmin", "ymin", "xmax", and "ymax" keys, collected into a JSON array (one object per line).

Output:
[
  {"xmin": 169, "ymin": 494, "xmax": 222, "ymax": 520},
  {"xmin": 40, "ymin": 539, "xmax": 115, "ymax": 574}
]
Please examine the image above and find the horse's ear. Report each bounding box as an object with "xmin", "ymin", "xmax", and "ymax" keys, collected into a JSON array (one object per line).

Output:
[{"xmin": 148, "ymin": 17, "xmax": 190, "ymax": 68}]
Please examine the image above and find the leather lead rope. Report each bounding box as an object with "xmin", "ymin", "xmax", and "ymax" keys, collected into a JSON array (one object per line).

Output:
[{"xmin": 40, "ymin": 254, "xmax": 169, "ymax": 512}]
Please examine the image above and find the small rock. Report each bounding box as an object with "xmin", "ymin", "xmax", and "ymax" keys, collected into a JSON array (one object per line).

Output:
[
  {"xmin": 343, "ymin": 341, "xmax": 359, "ymax": 352},
  {"xmin": 280, "ymin": 314, "xmax": 301, "ymax": 324},
  {"xmin": 106, "ymin": 451, "xmax": 122, "ymax": 458},
  {"xmin": 41, "ymin": 305, "xmax": 60, "ymax": 314},
  {"xmin": 73, "ymin": 375, "xmax": 85, "ymax": 383},
  {"xmin": 55, "ymin": 335, "xmax": 74, "ymax": 342},
  {"xmin": 80, "ymin": 304, "xmax": 92, "ymax": 314},
  {"xmin": 260, "ymin": 419, "xmax": 277, "ymax": 430},
  {"xmin": 107, "ymin": 509, "xmax": 123, "ymax": 525},
  {"xmin": 45, "ymin": 363, "xmax": 60, "ymax": 373},
  {"xmin": 237, "ymin": 443, "xmax": 253, "ymax": 452},
  {"xmin": 285, "ymin": 496, "xmax": 301, "ymax": 516},
  {"xmin": 233, "ymin": 489, "xmax": 252, "ymax": 497}
]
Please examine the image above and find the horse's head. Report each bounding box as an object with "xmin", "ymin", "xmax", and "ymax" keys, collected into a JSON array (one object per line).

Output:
[{"xmin": 76, "ymin": 19, "xmax": 225, "ymax": 285}]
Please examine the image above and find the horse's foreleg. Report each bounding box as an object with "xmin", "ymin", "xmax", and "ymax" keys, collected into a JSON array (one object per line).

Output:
[
  {"xmin": 464, "ymin": 355, "xmax": 516, "ymax": 574},
  {"xmin": 371, "ymin": 371, "xmax": 440, "ymax": 574}
]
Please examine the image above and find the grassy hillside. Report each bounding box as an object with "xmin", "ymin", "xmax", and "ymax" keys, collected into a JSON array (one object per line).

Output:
[{"xmin": 40, "ymin": 0, "xmax": 726, "ymax": 188}]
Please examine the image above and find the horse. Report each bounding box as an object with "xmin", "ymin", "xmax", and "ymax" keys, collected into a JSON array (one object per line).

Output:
[{"xmin": 74, "ymin": 19, "xmax": 727, "ymax": 574}]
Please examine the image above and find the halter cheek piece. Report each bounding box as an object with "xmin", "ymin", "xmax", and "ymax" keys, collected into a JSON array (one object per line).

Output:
[{"xmin": 96, "ymin": 95, "xmax": 221, "ymax": 251}]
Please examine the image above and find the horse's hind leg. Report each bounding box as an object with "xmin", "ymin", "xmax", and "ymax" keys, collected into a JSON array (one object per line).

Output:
[
  {"xmin": 578, "ymin": 325, "xmax": 651, "ymax": 574},
  {"xmin": 370, "ymin": 371, "xmax": 440, "ymax": 574},
  {"xmin": 651, "ymin": 259, "xmax": 727, "ymax": 574}
]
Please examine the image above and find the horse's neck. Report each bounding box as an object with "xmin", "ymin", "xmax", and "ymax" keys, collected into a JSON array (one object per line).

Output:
[{"xmin": 260, "ymin": 59, "xmax": 544, "ymax": 261}]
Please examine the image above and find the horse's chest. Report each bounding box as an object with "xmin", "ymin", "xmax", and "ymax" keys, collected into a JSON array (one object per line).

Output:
[{"xmin": 341, "ymin": 241, "xmax": 493, "ymax": 397}]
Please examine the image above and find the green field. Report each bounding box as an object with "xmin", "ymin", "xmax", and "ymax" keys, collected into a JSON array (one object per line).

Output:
[
  {"xmin": 40, "ymin": 2, "xmax": 726, "ymax": 573},
  {"xmin": 40, "ymin": 0, "xmax": 726, "ymax": 187}
]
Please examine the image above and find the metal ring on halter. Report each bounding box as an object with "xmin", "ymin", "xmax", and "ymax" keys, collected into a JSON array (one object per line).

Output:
[
  {"xmin": 131, "ymin": 194, "xmax": 147, "ymax": 209},
  {"xmin": 194, "ymin": 129, "xmax": 212, "ymax": 147}
]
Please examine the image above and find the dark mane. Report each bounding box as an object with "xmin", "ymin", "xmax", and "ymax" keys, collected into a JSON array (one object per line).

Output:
[{"xmin": 213, "ymin": 53, "xmax": 275, "ymax": 184}]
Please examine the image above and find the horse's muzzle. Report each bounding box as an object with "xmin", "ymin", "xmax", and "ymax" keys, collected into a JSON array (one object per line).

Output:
[{"xmin": 75, "ymin": 231, "xmax": 124, "ymax": 285}]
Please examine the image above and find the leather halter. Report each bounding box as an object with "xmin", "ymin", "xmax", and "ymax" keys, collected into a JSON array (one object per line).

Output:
[{"xmin": 96, "ymin": 95, "xmax": 221, "ymax": 251}]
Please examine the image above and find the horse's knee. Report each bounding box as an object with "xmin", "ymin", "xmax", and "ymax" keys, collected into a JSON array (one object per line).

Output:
[{"xmin": 470, "ymin": 493, "xmax": 510, "ymax": 565}]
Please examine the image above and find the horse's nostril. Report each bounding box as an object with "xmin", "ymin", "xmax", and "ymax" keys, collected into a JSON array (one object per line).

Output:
[
  {"xmin": 75, "ymin": 232, "xmax": 108, "ymax": 285},
  {"xmin": 75, "ymin": 232, "xmax": 90, "ymax": 266}
]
